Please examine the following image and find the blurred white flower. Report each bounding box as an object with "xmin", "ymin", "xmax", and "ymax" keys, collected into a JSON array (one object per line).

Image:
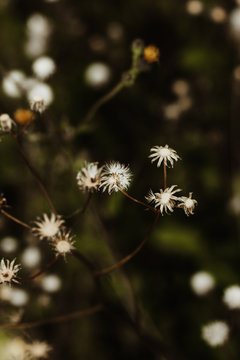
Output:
[
  {"xmin": 223, "ymin": 285, "xmax": 240, "ymax": 309},
  {"xmin": 21, "ymin": 246, "xmax": 41, "ymax": 268},
  {"xmin": 178, "ymin": 192, "xmax": 197, "ymax": 216},
  {"xmin": 41, "ymin": 274, "xmax": 61, "ymax": 293},
  {"xmin": 26, "ymin": 13, "xmax": 51, "ymax": 38},
  {"xmin": 0, "ymin": 236, "xmax": 18, "ymax": 253},
  {"xmin": 32, "ymin": 213, "xmax": 65, "ymax": 240},
  {"xmin": 210, "ymin": 7, "xmax": 227, "ymax": 23},
  {"xmin": 76, "ymin": 162, "xmax": 103, "ymax": 192},
  {"xmin": 202, "ymin": 321, "xmax": 229, "ymax": 347},
  {"xmin": 172, "ymin": 79, "xmax": 190, "ymax": 97},
  {"xmin": 27, "ymin": 82, "xmax": 54, "ymax": 106},
  {"xmin": 85, "ymin": 62, "xmax": 111, "ymax": 87},
  {"xmin": 0, "ymin": 114, "xmax": 15, "ymax": 132},
  {"xmin": 9, "ymin": 288, "xmax": 29, "ymax": 307},
  {"xmin": 230, "ymin": 7, "xmax": 240, "ymax": 38},
  {"xmin": 107, "ymin": 22, "xmax": 124, "ymax": 41},
  {"xmin": 149, "ymin": 145, "xmax": 180, "ymax": 168},
  {"xmin": 100, "ymin": 162, "xmax": 132, "ymax": 194},
  {"xmin": 146, "ymin": 185, "xmax": 181, "ymax": 214},
  {"xmin": 2, "ymin": 70, "xmax": 25, "ymax": 98},
  {"xmin": 4, "ymin": 337, "xmax": 28, "ymax": 360},
  {"xmin": 26, "ymin": 340, "xmax": 52, "ymax": 359},
  {"xmin": 186, "ymin": 0, "xmax": 204, "ymax": 15},
  {"xmin": 190, "ymin": 271, "xmax": 215, "ymax": 296},
  {"xmin": 32, "ymin": 56, "xmax": 56, "ymax": 80},
  {"xmin": 0, "ymin": 258, "xmax": 20, "ymax": 284}
]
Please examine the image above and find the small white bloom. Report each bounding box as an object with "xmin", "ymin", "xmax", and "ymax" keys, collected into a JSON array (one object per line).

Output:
[
  {"xmin": 32, "ymin": 56, "xmax": 56, "ymax": 80},
  {"xmin": 0, "ymin": 258, "xmax": 21, "ymax": 284},
  {"xmin": 30, "ymin": 95, "xmax": 46, "ymax": 113},
  {"xmin": 52, "ymin": 231, "xmax": 75, "ymax": 258},
  {"xmin": 230, "ymin": 7, "xmax": 240, "ymax": 38},
  {"xmin": 76, "ymin": 162, "xmax": 103, "ymax": 192},
  {"xmin": 100, "ymin": 162, "xmax": 132, "ymax": 194},
  {"xmin": 0, "ymin": 236, "xmax": 18, "ymax": 253},
  {"xmin": 186, "ymin": 0, "xmax": 204, "ymax": 15},
  {"xmin": 178, "ymin": 192, "xmax": 197, "ymax": 216},
  {"xmin": 0, "ymin": 113, "xmax": 15, "ymax": 132},
  {"xmin": 146, "ymin": 185, "xmax": 181, "ymax": 214},
  {"xmin": 26, "ymin": 340, "xmax": 52, "ymax": 359},
  {"xmin": 190, "ymin": 271, "xmax": 215, "ymax": 296},
  {"xmin": 26, "ymin": 13, "xmax": 52, "ymax": 38},
  {"xmin": 32, "ymin": 213, "xmax": 65, "ymax": 240},
  {"xmin": 223, "ymin": 285, "xmax": 240, "ymax": 310},
  {"xmin": 202, "ymin": 321, "xmax": 229, "ymax": 347},
  {"xmin": 149, "ymin": 145, "xmax": 180, "ymax": 168}
]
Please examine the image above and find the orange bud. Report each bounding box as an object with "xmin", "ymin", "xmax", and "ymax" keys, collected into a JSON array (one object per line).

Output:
[
  {"xmin": 143, "ymin": 45, "xmax": 160, "ymax": 64},
  {"xmin": 14, "ymin": 109, "xmax": 35, "ymax": 125}
]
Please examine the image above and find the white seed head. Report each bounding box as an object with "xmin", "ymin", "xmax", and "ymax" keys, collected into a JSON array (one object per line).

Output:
[
  {"xmin": 210, "ymin": 7, "xmax": 227, "ymax": 23},
  {"xmin": 178, "ymin": 192, "xmax": 197, "ymax": 216},
  {"xmin": 27, "ymin": 82, "xmax": 54, "ymax": 107},
  {"xmin": 30, "ymin": 95, "xmax": 46, "ymax": 113},
  {"xmin": 52, "ymin": 231, "xmax": 75, "ymax": 258},
  {"xmin": 223, "ymin": 285, "xmax": 240, "ymax": 309},
  {"xmin": 32, "ymin": 213, "xmax": 65, "ymax": 240},
  {"xmin": 146, "ymin": 185, "xmax": 181, "ymax": 214},
  {"xmin": 26, "ymin": 13, "xmax": 51, "ymax": 38},
  {"xmin": 100, "ymin": 162, "xmax": 132, "ymax": 194},
  {"xmin": 0, "ymin": 258, "xmax": 21, "ymax": 284},
  {"xmin": 0, "ymin": 236, "xmax": 18, "ymax": 253},
  {"xmin": 32, "ymin": 56, "xmax": 56, "ymax": 80},
  {"xmin": 190, "ymin": 271, "xmax": 215, "ymax": 296},
  {"xmin": 202, "ymin": 321, "xmax": 229, "ymax": 347},
  {"xmin": 76, "ymin": 162, "xmax": 103, "ymax": 192},
  {"xmin": 0, "ymin": 113, "xmax": 15, "ymax": 132},
  {"xmin": 149, "ymin": 145, "xmax": 180, "ymax": 168},
  {"xmin": 230, "ymin": 7, "xmax": 240, "ymax": 38}
]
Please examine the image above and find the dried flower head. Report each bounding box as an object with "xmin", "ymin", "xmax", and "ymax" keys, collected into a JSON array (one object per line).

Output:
[
  {"xmin": 52, "ymin": 231, "xmax": 75, "ymax": 258},
  {"xmin": 30, "ymin": 95, "xmax": 46, "ymax": 113},
  {"xmin": 143, "ymin": 45, "xmax": 160, "ymax": 63},
  {"xmin": 100, "ymin": 162, "xmax": 132, "ymax": 194},
  {"xmin": 0, "ymin": 113, "xmax": 15, "ymax": 132},
  {"xmin": 76, "ymin": 162, "xmax": 103, "ymax": 192},
  {"xmin": 14, "ymin": 109, "xmax": 35, "ymax": 126},
  {"xmin": 149, "ymin": 145, "xmax": 180, "ymax": 168},
  {"xmin": 190, "ymin": 271, "xmax": 215, "ymax": 296},
  {"xmin": 32, "ymin": 213, "xmax": 65, "ymax": 240},
  {"xmin": 0, "ymin": 258, "xmax": 21, "ymax": 284},
  {"xmin": 202, "ymin": 321, "xmax": 229, "ymax": 347},
  {"xmin": 178, "ymin": 192, "xmax": 197, "ymax": 215},
  {"xmin": 26, "ymin": 340, "xmax": 52, "ymax": 359},
  {"xmin": 146, "ymin": 185, "xmax": 181, "ymax": 214}
]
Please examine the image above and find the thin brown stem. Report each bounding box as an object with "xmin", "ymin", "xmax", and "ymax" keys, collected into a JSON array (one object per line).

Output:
[
  {"xmin": 120, "ymin": 189, "xmax": 159, "ymax": 213},
  {"xmin": 1, "ymin": 209, "xmax": 31, "ymax": 229},
  {"xmin": 0, "ymin": 304, "xmax": 103, "ymax": 329},
  {"xmin": 11, "ymin": 133, "xmax": 57, "ymax": 214},
  {"xmin": 163, "ymin": 164, "xmax": 167, "ymax": 190},
  {"xmin": 93, "ymin": 212, "xmax": 160, "ymax": 276},
  {"xmin": 22, "ymin": 256, "xmax": 60, "ymax": 282}
]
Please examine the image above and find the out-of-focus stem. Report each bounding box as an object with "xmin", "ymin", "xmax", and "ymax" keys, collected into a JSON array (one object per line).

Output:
[
  {"xmin": 93, "ymin": 212, "xmax": 160, "ymax": 276},
  {"xmin": 163, "ymin": 164, "xmax": 167, "ymax": 189},
  {"xmin": 0, "ymin": 304, "xmax": 103, "ymax": 329},
  {"xmin": 12, "ymin": 133, "xmax": 57, "ymax": 214},
  {"xmin": 22, "ymin": 256, "xmax": 60, "ymax": 282}
]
